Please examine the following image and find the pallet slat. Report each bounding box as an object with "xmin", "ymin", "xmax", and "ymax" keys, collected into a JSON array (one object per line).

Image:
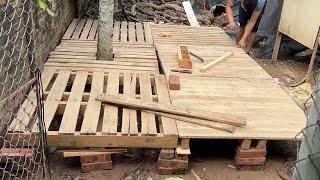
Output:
[
  {"xmin": 140, "ymin": 74, "xmax": 157, "ymax": 135},
  {"xmin": 88, "ymin": 20, "xmax": 99, "ymax": 40},
  {"xmin": 128, "ymin": 74, "xmax": 139, "ymax": 135},
  {"xmin": 120, "ymin": 21, "xmax": 128, "ymax": 42},
  {"xmin": 128, "ymin": 22, "xmax": 136, "ymax": 43},
  {"xmin": 143, "ymin": 22, "xmax": 153, "ymax": 43},
  {"xmin": 113, "ymin": 21, "xmax": 120, "ymax": 42},
  {"xmin": 59, "ymin": 71, "xmax": 88, "ymax": 134},
  {"xmin": 136, "ymin": 23, "xmax": 145, "ymax": 43},
  {"xmin": 102, "ymin": 72, "xmax": 119, "ymax": 134},
  {"xmin": 80, "ymin": 72, "xmax": 104, "ymax": 134},
  {"xmin": 155, "ymin": 75, "xmax": 178, "ymax": 136},
  {"xmin": 71, "ymin": 19, "xmax": 86, "ymax": 40},
  {"xmin": 80, "ymin": 19, "xmax": 94, "ymax": 40},
  {"xmin": 44, "ymin": 71, "xmax": 71, "ymax": 131},
  {"xmin": 10, "ymin": 69, "xmax": 56, "ymax": 132},
  {"xmin": 63, "ymin": 19, "xmax": 79, "ymax": 39}
]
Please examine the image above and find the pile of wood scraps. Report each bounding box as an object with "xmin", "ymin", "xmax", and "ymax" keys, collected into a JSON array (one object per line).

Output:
[{"xmin": 96, "ymin": 94, "xmax": 246, "ymax": 133}]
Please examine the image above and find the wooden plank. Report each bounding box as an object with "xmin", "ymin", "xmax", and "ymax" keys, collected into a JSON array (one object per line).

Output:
[
  {"xmin": 8, "ymin": 133, "xmax": 179, "ymax": 148},
  {"xmin": 59, "ymin": 71, "xmax": 88, "ymax": 134},
  {"xmin": 154, "ymin": 75, "xmax": 178, "ymax": 136},
  {"xmin": 136, "ymin": 22, "xmax": 145, "ymax": 43},
  {"xmin": 128, "ymin": 74, "xmax": 139, "ymax": 135},
  {"xmin": 113, "ymin": 21, "xmax": 120, "ymax": 42},
  {"xmin": 102, "ymin": 72, "xmax": 119, "ymax": 134},
  {"xmin": 96, "ymin": 94, "xmax": 247, "ymax": 127},
  {"xmin": 80, "ymin": 19, "xmax": 94, "ymax": 40},
  {"xmin": 138, "ymin": 74, "xmax": 157, "ymax": 135},
  {"xmin": 143, "ymin": 22, "xmax": 153, "ymax": 43},
  {"xmin": 145, "ymin": 110, "xmax": 235, "ymax": 133},
  {"xmin": 63, "ymin": 19, "xmax": 79, "ymax": 40},
  {"xmin": 44, "ymin": 71, "xmax": 71, "ymax": 131},
  {"xmin": 80, "ymin": 72, "xmax": 104, "ymax": 134},
  {"xmin": 272, "ymin": 32, "xmax": 282, "ymax": 63},
  {"xmin": 71, "ymin": 19, "xmax": 86, "ymax": 40},
  {"xmin": 128, "ymin": 22, "xmax": 136, "ymax": 43},
  {"xmin": 10, "ymin": 69, "xmax": 56, "ymax": 132},
  {"xmin": 182, "ymin": 1, "xmax": 200, "ymax": 27},
  {"xmin": 62, "ymin": 148, "xmax": 127, "ymax": 157},
  {"xmin": 200, "ymin": 52, "xmax": 233, "ymax": 72},
  {"xmin": 121, "ymin": 73, "xmax": 132, "ymax": 135},
  {"xmin": 88, "ymin": 20, "xmax": 99, "ymax": 40},
  {"xmin": 120, "ymin": 21, "xmax": 128, "ymax": 42}
]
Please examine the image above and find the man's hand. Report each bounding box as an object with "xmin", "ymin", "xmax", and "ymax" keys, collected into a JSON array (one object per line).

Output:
[
  {"xmin": 238, "ymin": 38, "xmax": 247, "ymax": 48},
  {"xmin": 227, "ymin": 22, "xmax": 236, "ymax": 31}
]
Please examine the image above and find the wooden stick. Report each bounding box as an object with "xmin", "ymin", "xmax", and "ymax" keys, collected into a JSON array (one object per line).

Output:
[
  {"xmin": 144, "ymin": 110, "xmax": 235, "ymax": 133},
  {"xmin": 96, "ymin": 94, "xmax": 246, "ymax": 127},
  {"xmin": 200, "ymin": 52, "xmax": 233, "ymax": 72}
]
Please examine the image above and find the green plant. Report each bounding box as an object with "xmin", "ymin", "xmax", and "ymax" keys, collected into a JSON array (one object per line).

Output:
[{"xmin": 38, "ymin": 0, "xmax": 54, "ymax": 16}]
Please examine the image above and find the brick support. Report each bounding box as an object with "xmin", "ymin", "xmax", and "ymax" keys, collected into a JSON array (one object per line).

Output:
[
  {"xmin": 157, "ymin": 149, "xmax": 189, "ymax": 175},
  {"xmin": 80, "ymin": 153, "xmax": 113, "ymax": 172},
  {"xmin": 235, "ymin": 140, "xmax": 267, "ymax": 170}
]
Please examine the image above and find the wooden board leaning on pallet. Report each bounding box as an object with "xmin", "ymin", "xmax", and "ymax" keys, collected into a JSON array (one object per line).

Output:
[{"xmin": 96, "ymin": 94, "xmax": 246, "ymax": 133}]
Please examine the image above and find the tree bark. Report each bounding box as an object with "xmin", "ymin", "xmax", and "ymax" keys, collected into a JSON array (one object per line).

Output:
[{"xmin": 98, "ymin": 0, "xmax": 114, "ymax": 61}]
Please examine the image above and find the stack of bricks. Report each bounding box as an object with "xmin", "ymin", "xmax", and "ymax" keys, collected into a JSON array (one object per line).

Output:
[
  {"xmin": 157, "ymin": 149, "xmax": 189, "ymax": 175},
  {"xmin": 81, "ymin": 154, "xmax": 113, "ymax": 172},
  {"xmin": 235, "ymin": 140, "xmax": 267, "ymax": 170}
]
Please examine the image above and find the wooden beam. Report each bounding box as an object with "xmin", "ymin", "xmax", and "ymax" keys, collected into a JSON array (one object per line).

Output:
[
  {"xmin": 96, "ymin": 94, "xmax": 246, "ymax": 127},
  {"xmin": 306, "ymin": 29, "xmax": 320, "ymax": 82},
  {"xmin": 145, "ymin": 110, "xmax": 235, "ymax": 133},
  {"xmin": 182, "ymin": 1, "xmax": 200, "ymax": 27},
  {"xmin": 97, "ymin": 0, "xmax": 114, "ymax": 60},
  {"xmin": 272, "ymin": 31, "xmax": 282, "ymax": 63}
]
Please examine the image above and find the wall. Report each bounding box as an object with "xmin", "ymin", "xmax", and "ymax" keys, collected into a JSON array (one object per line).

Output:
[{"xmin": 33, "ymin": 0, "xmax": 75, "ymax": 65}]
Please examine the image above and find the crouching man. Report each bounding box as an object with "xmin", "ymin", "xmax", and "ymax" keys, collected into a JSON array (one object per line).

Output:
[{"xmin": 226, "ymin": 0, "xmax": 267, "ymax": 53}]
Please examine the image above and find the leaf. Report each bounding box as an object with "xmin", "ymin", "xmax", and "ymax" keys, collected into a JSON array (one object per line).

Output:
[
  {"xmin": 46, "ymin": 8, "xmax": 55, "ymax": 17},
  {"xmin": 38, "ymin": 0, "xmax": 48, "ymax": 10},
  {"xmin": 38, "ymin": 0, "xmax": 55, "ymax": 17}
]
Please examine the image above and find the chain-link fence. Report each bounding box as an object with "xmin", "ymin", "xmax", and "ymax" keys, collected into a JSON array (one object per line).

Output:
[
  {"xmin": 0, "ymin": 0, "xmax": 48, "ymax": 179},
  {"xmin": 292, "ymin": 72, "xmax": 320, "ymax": 180}
]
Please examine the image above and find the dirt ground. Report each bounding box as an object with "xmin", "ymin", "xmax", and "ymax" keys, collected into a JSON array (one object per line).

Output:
[{"xmin": 50, "ymin": 139, "xmax": 298, "ymax": 180}]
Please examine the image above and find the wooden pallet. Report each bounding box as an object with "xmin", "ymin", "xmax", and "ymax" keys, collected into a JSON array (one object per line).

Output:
[
  {"xmin": 156, "ymin": 44, "xmax": 305, "ymax": 140},
  {"xmin": 46, "ymin": 40, "xmax": 159, "ymax": 73},
  {"xmin": 150, "ymin": 23, "xmax": 235, "ymax": 46},
  {"xmin": 9, "ymin": 69, "xmax": 178, "ymax": 148},
  {"xmin": 62, "ymin": 19, "xmax": 153, "ymax": 44}
]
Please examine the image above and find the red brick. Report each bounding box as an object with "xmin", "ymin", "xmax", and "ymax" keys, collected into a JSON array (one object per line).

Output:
[
  {"xmin": 169, "ymin": 75, "xmax": 180, "ymax": 90},
  {"xmin": 159, "ymin": 149, "xmax": 175, "ymax": 160},
  {"xmin": 81, "ymin": 161, "xmax": 113, "ymax": 172},
  {"xmin": 80, "ymin": 154, "xmax": 111, "ymax": 164},
  {"xmin": 174, "ymin": 159, "xmax": 189, "ymax": 169},
  {"xmin": 158, "ymin": 167, "xmax": 174, "ymax": 175},
  {"xmin": 236, "ymin": 147, "xmax": 267, "ymax": 158},
  {"xmin": 174, "ymin": 153, "xmax": 189, "ymax": 161},
  {"xmin": 235, "ymin": 156, "xmax": 266, "ymax": 166},
  {"xmin": 158, "ymin": 157, "xmax": 175, "ymax": 167}
]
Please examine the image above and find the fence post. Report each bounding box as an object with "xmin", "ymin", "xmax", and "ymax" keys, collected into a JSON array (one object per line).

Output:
[{"xmin": 97, "ymin": 0, "xmax": 114, "ymax": 61}]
